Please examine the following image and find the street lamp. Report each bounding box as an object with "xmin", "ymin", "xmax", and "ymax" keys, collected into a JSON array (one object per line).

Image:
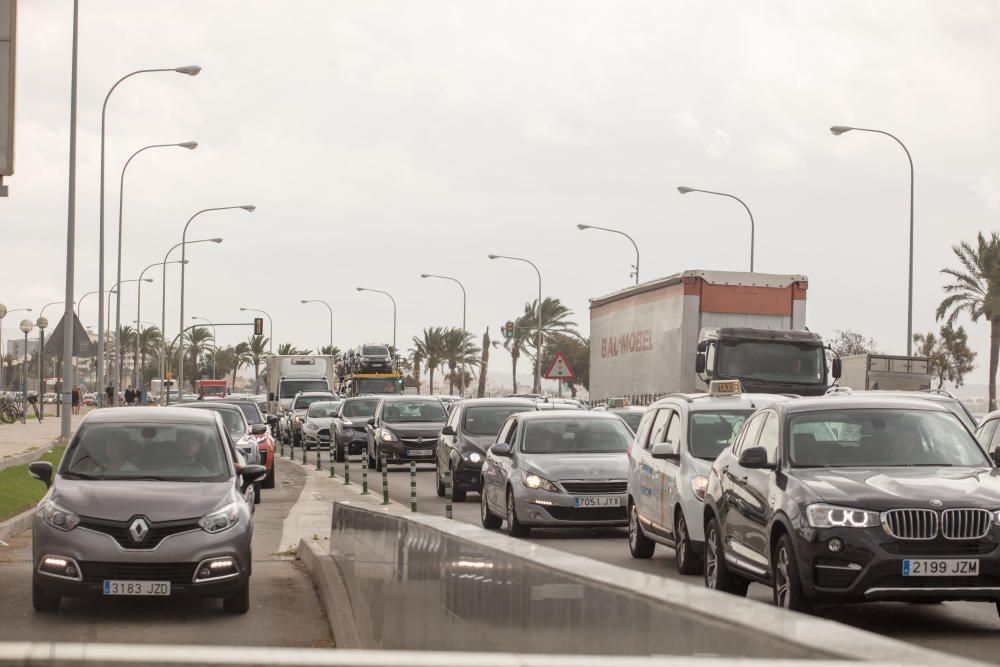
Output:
[
  {"xmin": 677, "ymin": 186, "xmax": 755, "ymax": 272},
  {"xmin": 192, "ymin": 316, "xmax": 218, "ymax": 379},
  {"xmin": 576, "ymin": 224, "xmax": 640, "ymax": 284},
  {"xmin": 0, "ymin": 305, "xmax": 30, "ymax": 392},
  {"xmin": 356, "ymin": 288, "xmax": 397, "ymax": 350},
  {"xmin": 300, "ymin": 300, "xmax": 333, "ymax": 351},
  {"xmin": 96, "ymin": 65, "xmax": 201, "ymax": 420},
  {"xmin": 113, "ymin": 141, "xmax": 197, "ymax": 404},
  {"xmin": 239, "ymin": 308, "xmax": 273, "ymax": 354},
  {"xmin": 488, "ymin": 254, "xmax": 543, "ymax": 394},
  {"xmin": 420, "ymin": 273, "xmax": 468, "ymax": 395},
  {"xmin": 830, "ymin": 125, "xmax": 915, "ymax": 355},
  {"xmin": 136, "ymin": 260, "xmax": 185, "ymax": 389},
  {"xmin": 178, "ymin": 206, "xmax": 254, "ymax": 393},
  {"xmin": 19, "ymin": 318, "xmax": 32, "ymax": 412},
  {"xmin": 159, "ymin": 237, "xmax": 223, "ymax": 396}
]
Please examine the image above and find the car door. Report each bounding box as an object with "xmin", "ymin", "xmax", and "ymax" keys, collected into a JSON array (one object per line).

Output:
[
  {"xmin": 484, "ymin": 418, "xmax": 515, "ymax": 514},
  {"xmin": 718, "ymin": 412, "xmax": 766, "ymax": 566},
  {"xmin": 637, "ymin": 408, "xmax": 671, "ymax": 532},
  {"xmin": 629, "ymin": 408, "xmax": 658, "ymax": 527},
  {"xmin": 659, "ymin": 409, "xmax": 684, "ymax": 541},
  {"xmin": 438, "ymin": 404, "xmax": 461, "ymax": 471},
  {"xmin": 495, "ymin": 418, "xmax": 520, "ymax": 513},
  {"xmin": 730, "ymin": 410, "xmax": 777, "ymax": 573},
  {"xmin": 366, "ymin": 401, "xmax": 384, "ymax": 459}
]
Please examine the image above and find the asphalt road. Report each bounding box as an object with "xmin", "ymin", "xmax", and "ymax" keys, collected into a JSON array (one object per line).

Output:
[
  {"xmin": 367, "ymin": 458, "xmax": 1000, "ymax": 663},
  {"xmin": 0, "ymin": 458, "xmax": 333, "ymax": 648}
]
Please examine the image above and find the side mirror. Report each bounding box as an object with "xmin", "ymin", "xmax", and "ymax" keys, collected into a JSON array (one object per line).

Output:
[
  {"xmin": 738, "ymin": 446, "xmax": 773, "ymax": 470},
  {"xmin": 650, "ymin": 441, "xmax": 679, "ymax": 461},
  {"xmin": 695, "ymin": 352, "xmax": 706, "ymax": 375},
  {"xmin": 251, "ymin": 424, "xmax": 267, "ymax": 436},
  {"xmin": 832, "ymin": 357, "xmax": 842, "ymax": 379},
  {"xmin": 268, "ymin": 392, "xmax": 275, "ymax": 401},
  {"xmin": 441, "ymin": 425, "xmax": 456, "ymax": 437},
  {"xmin": 240, "ymin": 464, "xmax": 267, "ymax": 490},
  {"xmin": 491, "ymin": 442, "xmax": 513, "ymax": 457},
  {"xmin": 266, "ymin": 415, "xmax": 280, "ymax": 426},
  {"xmin": 367, "ymin": 418, "xmax": 377, "ymax": 427},
  {"xmin": 29, "ymin": 461, "xmax": 53, "ymax": 488}
]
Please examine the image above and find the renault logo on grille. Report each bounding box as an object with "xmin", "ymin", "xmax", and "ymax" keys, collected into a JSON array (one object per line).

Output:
[
  {"xmin": 129, "ymin": 518, "xmax": 150, "ymax": 543},
  {"xmin": 929, "ymin": 499, "xmax": 944, "ymax": 507}
]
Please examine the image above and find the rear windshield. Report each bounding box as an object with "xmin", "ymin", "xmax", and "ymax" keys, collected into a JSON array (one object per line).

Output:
[
  {"xmin": 464, "ymin": 406, "xmax": 534, "ymax": 436},
  {"xmin": 308, "ymin": 402, "xmax": 342, "ymax": 418},
  {"xmin": 522, "ymin": 419, "xmax": 632, "ymax": 454},
  {"xmin": 294, "ymin": 394, "xmax": 336, "ymax": 410},
  {"xmin": 280, "ymin": 379, "xmax": 329, "ymax": 399},
  {"xmin": 617, "ymin": 411, "xmax": 643, "ymax": 432},
  {"xmin": 199, "ymin": 407, "xmax": 246, "ymax": 439},
  {"xmin": 62, "ymin": 422, "xmax": 230, "ymax": 482},
  {"xmin": 382, "ymin": 400, "xmax": 447, "ymax": 423},
  {"xmin": 342, "ymin": 399, "xmax": 379, "ymax": 418},
  {"xmin": 236, "ymin": 403, "xmax": 263, "ymax": 425},
  {"xmin": 363, "ymin": 346, "xmax": 389, "ymax": 356}
]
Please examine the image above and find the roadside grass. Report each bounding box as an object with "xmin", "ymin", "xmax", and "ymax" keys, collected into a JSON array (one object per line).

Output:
[{"xmin": 0, "ymin": 447, "xmax": 64, "ymax": 522}]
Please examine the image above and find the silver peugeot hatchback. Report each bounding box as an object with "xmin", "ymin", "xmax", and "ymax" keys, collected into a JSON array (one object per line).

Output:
[{"xmin": 29, "ymin": 407, "xmax": 265, "ymax": 613}]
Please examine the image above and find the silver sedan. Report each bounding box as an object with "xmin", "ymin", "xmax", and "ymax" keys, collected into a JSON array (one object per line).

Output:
[{"xmin": 479, "ymin": 411, "xmax": 632, "ymax": 537}]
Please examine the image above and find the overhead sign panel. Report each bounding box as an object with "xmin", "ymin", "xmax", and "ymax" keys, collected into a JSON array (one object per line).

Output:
[{"xmin": 544, "ymin": 352, "xmax": 576, "ymax": 380}]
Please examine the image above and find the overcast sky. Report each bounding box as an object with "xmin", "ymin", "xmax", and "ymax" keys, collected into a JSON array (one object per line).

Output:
[{"xmin": 5, "ymin": 1, "xmax": 1000, "ymax": 389}]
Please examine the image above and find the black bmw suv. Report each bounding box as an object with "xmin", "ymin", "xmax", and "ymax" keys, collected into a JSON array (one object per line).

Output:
[{"xmin": 703, "ymin": 395, "xmax": 1000, "ymax": 615}]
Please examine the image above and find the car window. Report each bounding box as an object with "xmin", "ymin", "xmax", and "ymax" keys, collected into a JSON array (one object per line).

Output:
[
  {"xmin": 495, "ymin": 418, "xmax": 514, "ymax": 444},
  {"xmin": 464, "ymin": 406, "xmax": 534, "ymax": 436},
  {"xmin": 978, "ymin": 419, "xmax": 999, "ymax": 448},
  {"xmin": 618, "ymin": 411, "xmax": 643, "ymax": 433},
  {"xmin": 646, "ymin": 409, "xmax": 671, "ymax": 450},
  {"xmin": 664, "ymin": 412, "xmax": 682, "ymax": 455},
  {"xmin": 341, "ymin": 399, "xmax": 379, "ymax": 419},
  {"xmin": 294, "ymin": 394, "xmax": 335, "ymax": 410},
  {"xmin": 756, "ymin": 412, "xmax": 780, "ymax": 464},
  {"xmin": 62, "ymin": 422, "xmax": 230, "ymax": 482},
  {"xmin": 506, "ymin": 420, "xmax": 519, "ymax": 446},
  {"xmin": 688, "ymin": 410, "xmax": 753, "ymax": 460},
  {"xmin": 989, "ymin": 421, "xmax": 1000, "ymax": 455},
  {"xmin": 734, "ymin": 412, "xmax": 766, "ymax": 455},
  {"xmin": 633, "ymin": 409, "xmax": 656, "ymax": 450}
]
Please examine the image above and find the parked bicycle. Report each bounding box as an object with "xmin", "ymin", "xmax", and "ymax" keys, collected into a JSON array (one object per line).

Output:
[{"xmin": 0, "ymin": 394, "xmax": 40, "ymax": 424}]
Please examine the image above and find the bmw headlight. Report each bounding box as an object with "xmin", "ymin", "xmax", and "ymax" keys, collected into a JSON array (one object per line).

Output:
[
  {"xmin": 806, "ymin": 503, "xmax": 879, "ymax": 529},
  {"xmin": 199, "ymin": 502, "xmax": 239, "ymax": 534},
  {"xmin": 522, "ymin": 471, "xmax": 558, "ymax": 492},
  {"xmin": 380, "ymin": 430, "xmax": 398, "ymax": 442},
  {"xmin": 39, "ymin": 498, "xmax": 80, "ymax": 531}
]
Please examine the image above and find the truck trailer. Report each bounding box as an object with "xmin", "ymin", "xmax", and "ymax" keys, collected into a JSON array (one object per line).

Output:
[
  {"xmin": 262, "ymin": 355, "xmax": 338, "ymax": 416},
  {"xmin": 589, "ymin": 270, "xmax": 835, "ymax": 402},
  {"xmin": 837, "ymin": 354, "xmax": 933, "ymax": 391}
]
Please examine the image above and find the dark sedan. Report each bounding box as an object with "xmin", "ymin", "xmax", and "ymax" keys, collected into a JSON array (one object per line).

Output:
[
  {"xmin": 332, "ymin": 397, "xmax": 381, "ymax": 462},
  {"xmin": 366, "ymin": 397, "xmax": 448, "ymax": 470},
  {"xmin": 435, "ymin": 398, "xmax": 538, "ymax": 501},
  {"xmin": 703, "ymin": 395, "xmax": 1000, "ymax": 616}
]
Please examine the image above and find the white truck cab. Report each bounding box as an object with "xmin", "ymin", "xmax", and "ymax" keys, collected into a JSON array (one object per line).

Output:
[{"xmin": 626, "ymin": 381, "xmax": 792, "ymax": 574}]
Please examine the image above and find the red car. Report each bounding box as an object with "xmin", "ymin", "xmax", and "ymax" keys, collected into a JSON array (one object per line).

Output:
[{"xmin": 229, "ymin": 399, "xmax": 277, "ymax": 488}]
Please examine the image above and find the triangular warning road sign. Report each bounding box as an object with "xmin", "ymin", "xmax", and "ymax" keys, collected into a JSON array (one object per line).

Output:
[
  {"xmin": 544, "ymin": 351, "xmax": 576, "ymax": 380},
  {"xmin": 43, "ymin": 312, "xmax": 96, "ymax": 358}
]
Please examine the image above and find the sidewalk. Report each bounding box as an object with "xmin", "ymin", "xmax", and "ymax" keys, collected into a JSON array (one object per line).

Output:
[{"xmin": 0, "ymin": 407, "xmax": 88, "ymax": 469}]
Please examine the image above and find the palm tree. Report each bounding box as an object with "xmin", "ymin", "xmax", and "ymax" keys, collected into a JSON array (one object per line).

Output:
[
  {"xmin": 408, "ymin": 348, "xmax": 423, "ymax": 394},
  {"xmin": 411, "ymin": 327, "xmax": 446, "ymax": 395},
  {"xmin": 937, "ymin": 231, "xmax": 1000, "ymax": 410},
  {"xmin": 477, "ymin": 328, "xmax": 491, "ymax": 398},
  {"xmin": 504, "ymin": 303, "xmax": 535, "ymax": 394},
  {"xmin": 277, "ymin": 342, "xmax": 311, "ymax": 355},
  {"xmin": 319, "ymin": 345, "xmax": 341, "ymax": 359},
  {"xmin": 231, "ymin": 342, "xmax": 250, "ymax": 390},
  {"xmin": 247, "ymin": 336, "xmax": 269, "ymax": 388},
  {"xmin": 184, "ymin": 326, "xmax": 214, "ymax": 388},
  {"xmin": 441, "ymin": 327, "xmax": 481, "ymax": 395},
  {"xmin": 136, "ymin": 326, "xmax": 161, "ymax": 381}
]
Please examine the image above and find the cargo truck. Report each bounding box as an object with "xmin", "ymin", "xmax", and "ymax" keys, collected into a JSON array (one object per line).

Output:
[
  {"xmin": 837, "ymin": 354, "xmax": 933, "ymax": 391},
  {"xmin": 589, "ymin": 270, "xmax": 837, "ymax": 403},
  {"xmin": 262, "ymin": 355, "xmax": 338, "ymax": 417}
]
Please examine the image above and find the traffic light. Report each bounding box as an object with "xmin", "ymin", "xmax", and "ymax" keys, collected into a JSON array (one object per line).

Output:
[
  {"xmin": 253, "ymin": 317, "xmax": 264, "ymax": 336},
  {"xmin": 503, "ymin": 321, "xmax": 514, "ymax": 339}
]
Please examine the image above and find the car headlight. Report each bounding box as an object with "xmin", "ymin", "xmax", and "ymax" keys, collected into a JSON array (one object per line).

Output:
[
  {"xmin": 464, "ymin": 451, "xmax": 483, "ymax": 464},
  {"xmin": 341, "ymin": 419, "xmax": 353, "ymax": 427},
  {"xmin": 806, "ymin": 503, "xmax": 879, "ymax": 529},
  {"xmin": 199, "ymin": 502, "xmax": 239, "ymax": 534},
  {"xmin": 690, "ymin": 476, "xmax": 708, "ymax": 502},
  {"xmin": 522, "ymin": 471, "xmax": 559, "ymax": 492},
  {"xmin": 39, "ymin": 498, "xmax": 80, "ymax": 531},
  {"xmin": 380, "ymin": 430, "xmax": 398, "ymax": 442}
]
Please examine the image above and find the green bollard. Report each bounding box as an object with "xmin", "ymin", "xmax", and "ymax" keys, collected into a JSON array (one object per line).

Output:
[
  {"xmin": 444, "ymin": 469, "xmax": 453, "ymax": 519},
  {"xmin": 301, "ymin": 441, "xmax": 307, "ymax": 465},
  {"xmin": 343, "ymin": 456, "xmax": 350, "ymax": 485},
  {"xmin": 279, "ymin": 437, "xmax": 285, "ymax": 459},
  {"xmin": 410, "ymin": 461, "xmax": 417, "ymax": 512},
  {"xmin": 381, "ymin": 454, "xmax": 389, "ymax": 505},
  {"xmin": 315, "ymin": 445, "xmax": 322, "ymax": 471},
  {"xmin": 361, "ymin": 454, "xmax": 369, "ymax": 495},
  {"xmin": 329, "ymin": 449, "xmax": 336, "ymax": 478}
]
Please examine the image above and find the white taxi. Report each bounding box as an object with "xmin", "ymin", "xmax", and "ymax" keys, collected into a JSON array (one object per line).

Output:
[{"xmin": 626, "ymin": 381, "xmax": 792, "ymax": 574}]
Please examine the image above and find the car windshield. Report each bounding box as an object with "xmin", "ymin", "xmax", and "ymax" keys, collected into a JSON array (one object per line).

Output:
[
  {"xmin": 363, "ymin": 345, "xmax": 389, "ymax": 356},
  {"xmin": 689, "ymin": 410, "xmax": 753, "ymax": 460},
  {"xmin": 279, "ymin": 379, "xmax": 329, "ymax": 399},
  {"xmin": 382, "ymin": 400, "xmax": 447, "ymax": 423},
  {"xmin": 521, "ymin": 418, "xmax": 632, "ymax": 454},
  {"xmin": 308, "ymin": 402, "xmax": 342, "ymax": 418},
  {"xmin": 356, "ymin": 378, "xmax": 400, "ymax": 395},
  {"xmin": 62, "ymin": 422, "xmax": 229, "ymax": 482},
  {"xmin": 235, "ymin": 403, "xmax": 262, "ymax": 425},
  {"xmin": 294, "ymin": 395, "xmax": 335, "ymax": 410},
  {"xmin": 788, "ymin": 409, "xmax": 989, "ymax": 468},
  {"xmin": 617, "ymin": 411, "xmax": 643, "ymax": 432},
  {"xmin": 463, "ymin": 406, "xmax": 533, "ymax": 436},
  {"xmin": 717, "ymin": 340, "xmax": 824, "ymax": 385},
  {"xmin": 342, "ymin": 399, "xmax": 379, "ymax": 418}
]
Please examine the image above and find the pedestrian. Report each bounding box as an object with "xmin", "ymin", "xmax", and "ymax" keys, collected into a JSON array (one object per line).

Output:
[
  {"xmin": 105, "ymin": 384, "xmax": 113, "ymax": 406},
  {"xmin": 124, "ymin": 385, "xmax": 135, "ymax": 406},
  {"xmin": 72, "ymin": 385, "xmax": 81, "ymax": 414},
  {"xmin": 136, "ymin": 386, "xmax": 144, "ymax": 405}
]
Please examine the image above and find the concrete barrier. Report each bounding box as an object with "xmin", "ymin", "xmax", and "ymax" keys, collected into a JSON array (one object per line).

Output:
[{"xmin": 325, "ymin": 500, "xmax": 977, "ymax": 664}]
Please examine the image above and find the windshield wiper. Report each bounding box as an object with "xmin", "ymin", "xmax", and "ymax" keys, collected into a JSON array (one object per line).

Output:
[{"xmin": 61, "ymin": 471, "xmax": 101, "ymax": 480}]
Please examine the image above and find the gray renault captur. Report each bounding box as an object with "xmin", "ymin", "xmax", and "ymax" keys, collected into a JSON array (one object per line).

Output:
[{"xmin": 29, "ymin": 408, "xmax": 265, "ymax": 614}]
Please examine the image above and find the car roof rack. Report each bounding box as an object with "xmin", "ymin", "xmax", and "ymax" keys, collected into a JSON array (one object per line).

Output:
[
  {"xmin": 825, "ymin": 386, "xmax": 853, "ymax": 395},
  {"xmin": 923, "ymin": 388, "xmax": 957, "ymax": 399}
]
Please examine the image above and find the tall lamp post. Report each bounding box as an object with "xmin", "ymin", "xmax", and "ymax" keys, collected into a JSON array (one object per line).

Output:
[
  {"xmin": 96, "ymin": 65, "xmax": 200, "ymax": 420},
  {"xmin": 113, "ymin": 140, "xmax": 197, "ymax": 404},
  {"xmin": 19, "ymin": 319, "xmax": 32, "ymax": 419},
  {"xmin": 135, "ymin": 260, "xmax": 185, "ymax": 389},
  {"xmin": 300, "ymin": 300, "xmax": 333, "ymax": 351},
  {"xmin": 420, "ymin": 273, "xmax": 468, "ymax": 394},
  {"xmin": 488, "ymin": 254, "xmax": 543, "ymax": 394},
  {"xmin": 177, "ymin": 206, "xmax": 254, "ymax": 393},
  {"xmin": 159, "ymin": 237, "xmax": 223, "ymax": 398},
  {"xmin": 192, "ymin": 316, "xmax": 217, "ymax": 379},
  {"xmin": 576, "ymin": 225, "xmax": 640, "ymax": 284},
  {"xmin": 239, "ymin": 308, "xmax": 273, "ymax": 353},
  {"xmin": 677, "ymin": 186, "xmax": 755, "ymax": 272},
  {"xmin": 830, "ymin": 125, "xmax": 915, "ymax": 355},
  {"xmin": 0, "ymin": 305, "xmax": 31, "ymax": 392},
  {"xmin": 356, "ymin": 288, "xmax": 397, "ymax": 350}
]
